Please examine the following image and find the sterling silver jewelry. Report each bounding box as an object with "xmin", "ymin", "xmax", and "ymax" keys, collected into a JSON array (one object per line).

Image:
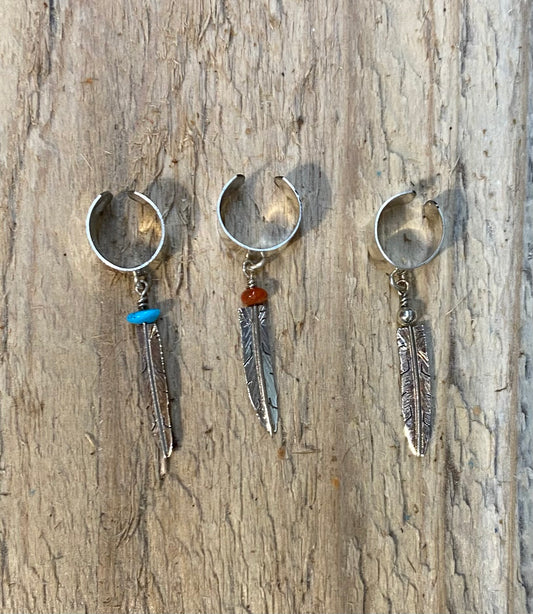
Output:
[
  {"xmin": 375, "ymin": 190, "xmax": 445, "ymax": 456},
  {"xmin": 86, "ymin": 190, "xmax": 173, "ymax": 476},
  {"xmin": 217, "ymin": 174, "xmax": 302, "ymax": 434}
]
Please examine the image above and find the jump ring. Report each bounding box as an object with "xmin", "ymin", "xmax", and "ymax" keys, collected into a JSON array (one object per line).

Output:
[{"xmin": 390, "ymin": 270, "xmax": 409, "ymax": 294}]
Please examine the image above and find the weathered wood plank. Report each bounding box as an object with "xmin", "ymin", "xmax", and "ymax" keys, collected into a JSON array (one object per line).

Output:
[
  {"xmin": 0, "ymin": 1, "xmax": 530, "ymax": 613},
  {"xmin": 517, "ymin": 15, "xmax": 533, "ymax": 612}
]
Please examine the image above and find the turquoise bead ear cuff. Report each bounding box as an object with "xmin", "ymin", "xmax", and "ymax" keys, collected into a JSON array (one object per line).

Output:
[{"xmin": 86, "ymin": 190, "xmax": 174, "ymax": 477}]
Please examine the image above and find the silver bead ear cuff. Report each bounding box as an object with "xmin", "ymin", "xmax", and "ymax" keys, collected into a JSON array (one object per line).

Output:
[{"xmin": 375, "ymin": 190, "xmax": 445, "ymax": 456}]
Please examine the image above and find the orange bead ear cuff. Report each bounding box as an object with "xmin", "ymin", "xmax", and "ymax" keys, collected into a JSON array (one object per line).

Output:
[{"xmin": 217, "ymin": 174, "xmax": 302, "ymax": 435}]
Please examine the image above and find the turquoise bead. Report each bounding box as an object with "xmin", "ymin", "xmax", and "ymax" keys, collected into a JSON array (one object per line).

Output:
[{"xmin": 126, "ymin": 308, "xmax": 160, "ymax": 324}]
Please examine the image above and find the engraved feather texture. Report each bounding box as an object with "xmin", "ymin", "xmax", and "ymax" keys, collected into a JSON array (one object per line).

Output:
[
  {"xmin": 397, "ymin": 323, "xmax": 432, "ymax": 456},
  {"xmin": 239, "ymin": 304, "xmax": 278, "ymax": 434},
  {"xmin": 138, "ymin": 322, "xmax": 173, "ymax": 460}
]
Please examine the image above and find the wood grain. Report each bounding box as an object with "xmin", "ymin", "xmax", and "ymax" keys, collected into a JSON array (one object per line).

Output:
[{"xmin": 0, "ymin": 0, "xmax": 531, "ymax": 612}]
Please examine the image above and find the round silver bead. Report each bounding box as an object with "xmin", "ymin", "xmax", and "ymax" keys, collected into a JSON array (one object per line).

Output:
[{"xmin": 398, "ymin": 307, "xmax": 417, "ymax": 325}]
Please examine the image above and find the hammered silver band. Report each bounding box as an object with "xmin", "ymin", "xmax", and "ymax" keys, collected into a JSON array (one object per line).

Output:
[
  {"xmin": 374, "ymin": 190, "xmax": 445, "ymax": 270},
  {"xmin": 86, "ymin": 190, "xmax": 165, "ymax": 273},
  {"xmin": 216, "ymin": 174, "xmax": 302, "ymax": 256}
]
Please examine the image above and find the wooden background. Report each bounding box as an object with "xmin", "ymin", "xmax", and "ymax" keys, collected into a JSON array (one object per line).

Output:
[{"xmin": 0, "ymin": 0, "xmax": 531, "ymax": 612}]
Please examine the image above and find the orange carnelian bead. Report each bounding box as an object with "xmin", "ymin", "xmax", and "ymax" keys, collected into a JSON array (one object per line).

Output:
[{"xmin": 241, "ymin": 286, "xmax": 268, "ymax": 307}]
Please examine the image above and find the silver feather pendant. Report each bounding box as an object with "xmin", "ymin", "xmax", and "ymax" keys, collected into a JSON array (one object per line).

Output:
[
  {"xmin": 396, "ymin": 323, "xmax": 432, "ymax": 456},
  {"xmin": 137, "ymin": 321, "xmax": 173, "ymax": 464},
  {"xmin": 239, "ymin": 303, "xmax": 278, "ymax": 434},
  {"xmin": 128, "ymin": 272, "xmax": 173, "ymax": 477}
]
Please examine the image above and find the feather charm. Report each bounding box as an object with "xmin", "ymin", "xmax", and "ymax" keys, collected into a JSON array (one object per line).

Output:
[
  {"xmin": 239, "ymin": 303, "xmax": 278, "ymax": 434},
  {"xmin": 396, "ymin": 323, "xmax": 432, "ymax": 456},
  {"xmin": 138, "ymin": 321, "xmax": 173, "ymax": 464}
]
